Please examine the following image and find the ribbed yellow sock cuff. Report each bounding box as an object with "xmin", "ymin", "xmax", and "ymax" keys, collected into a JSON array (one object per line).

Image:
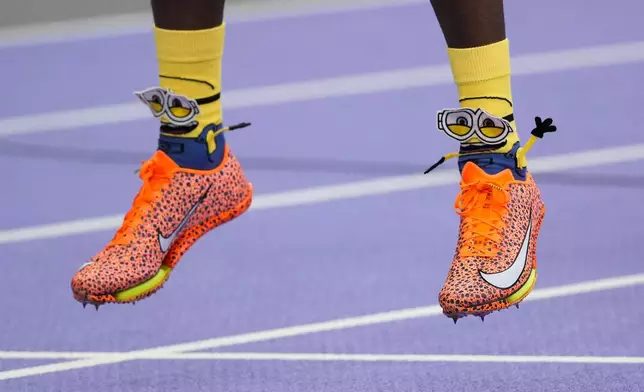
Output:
[
  {"xmin": 154, "ymin": 23, "xmax": 225, "ymax": 63},
  {"xmin": 153, "ymin": 24, "xmax": 226, "ymax": 138},
  {"xmin": 447, "ymin": 39, "xmax": 511, "ymax": 84}
]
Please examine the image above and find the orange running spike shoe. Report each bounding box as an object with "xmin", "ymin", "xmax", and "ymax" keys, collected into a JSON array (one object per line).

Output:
[
  {"xmin": 439, "ymin": 161, "xmax": 544, "ymax": 321},
  {"xmin": 426, "ymin": 110, "xmax": 557, "ymax": 322},
  {"xmin": 71, "ymin": 146, "xmax": 252, "ymax": 307}
]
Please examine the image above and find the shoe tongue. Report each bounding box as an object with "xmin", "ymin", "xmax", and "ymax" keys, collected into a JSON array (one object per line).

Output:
[
  {"xmin": 461, "ymin": 161, "xmax": 515, "ymax": 185},
  {"xmin": 149, "ymin": 150, "xmax": 179, "ymax": 171}
]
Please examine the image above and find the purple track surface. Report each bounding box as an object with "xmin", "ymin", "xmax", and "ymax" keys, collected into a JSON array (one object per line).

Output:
[{"xmin": 1, "ymin": 1, "xmax": 644, "ymax": 391}]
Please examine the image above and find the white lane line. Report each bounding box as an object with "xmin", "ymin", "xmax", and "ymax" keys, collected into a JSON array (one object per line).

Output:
[
  {"xmin": 0, "ymin": 272, "xmax": 642, "ymax": 380},
  {"xmin": 112, "ymin": 352, "xmax": 644, "ymax": 365},
  {"xmin": 0, "ymin": 0, "xmax": 425, "ymax": 49},
  {"xmin": 1, "ymin": 143, "xmax": 643, "ymax": 246},
  {"xmin": 172, "ymin": 352, "xmax": 644, "ymax": 365},
  {"xmin": 1, "ymin": 40, "xmax": 644, "ymax": 137},
  {"xmin": 2, "ymin": 351, "xmax": 643, "ymax": 365},
  {"xmin": 0, "ymin": 352, "xmax": 113, "ymax": 360}
]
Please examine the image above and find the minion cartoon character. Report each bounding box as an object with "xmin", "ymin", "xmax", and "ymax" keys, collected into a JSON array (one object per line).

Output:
[
  {"xmin": 135, "ymin": 86, "xmax": 202, "ymax": 135},
  {"xmin": 424, "ymin": 107, "xmax": 556, "ymax": 174},
  {"xmin": 135, "ymin": 85, "xmax": 250, "ymax": 163},
  {"xmin": 436, "ymin": 107, "xmax": 514, "ymax": 150}
]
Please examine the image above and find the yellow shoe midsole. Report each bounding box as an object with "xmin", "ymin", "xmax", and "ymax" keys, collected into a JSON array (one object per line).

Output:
[
  {"xmin": 506, "ymin": 269, "xmax": 537, "ymax": 304},
  {"xmin": 113, "ymin": 265, "xmax": 172, "ymax": 302}
]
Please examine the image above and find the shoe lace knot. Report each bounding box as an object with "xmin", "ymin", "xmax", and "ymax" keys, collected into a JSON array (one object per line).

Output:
[
  {"xmin": 110, "ymin": 158, "xmax": 172, "ymax": 246},
  {"xmin": 455, "ymin": 180, "xmax": 510, "ymax": 257}
]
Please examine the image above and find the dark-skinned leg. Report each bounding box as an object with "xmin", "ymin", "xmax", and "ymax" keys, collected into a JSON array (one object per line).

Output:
[
  {"xmin": 150, "ymin": 0, "xmax": 231, "ymax": 168},
  {"xmin": 152, "ymin": 0, "xmax": 225, "ymax": 30},
  {"xmin": 431, "ymin": 0, "xmax": 518, "ymax": 151},
  {"xmin": 431, "ymin": 0, "xmax": 505, "ymax": 48}
]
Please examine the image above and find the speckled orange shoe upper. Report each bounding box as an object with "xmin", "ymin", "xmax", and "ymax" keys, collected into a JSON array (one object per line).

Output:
[
  {"xmin": 71, "ymin": 146, "xmax": 252, "ymax": 305},
  {"xmin": 438, "ymin": 162, "xmax": 545, "ymax": 318}
]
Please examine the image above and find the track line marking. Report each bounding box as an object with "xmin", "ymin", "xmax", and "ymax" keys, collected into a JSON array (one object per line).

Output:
[
  {"xmin": 0, "ymin": 272, "xmax": 642, "ymax": 380},
  {"xmin": 1, "ymin": 143, "xmax": 644, "ymax": 245},
  {"xmin": 0, "ymin": 352, "xmax": 112, "ymax": 360},
  {"xmin": 1, "ymin": 41, "xmax": 644, "ymax": 137},
  {"xmin": 1, "ymin": 351, "xmax": 643, "ymax": 365},
  {"xmin": 170, "ymin": 352, "xmax": 644, "ymax": 364}
]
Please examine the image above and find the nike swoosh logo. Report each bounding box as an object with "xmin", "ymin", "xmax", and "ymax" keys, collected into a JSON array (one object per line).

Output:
[
  {"xmin": 77, "ymin": 260, "xmax": 94, "ymax": 272},
  {"xmin": 479, "ymin": 214, "xmax": 532, "ymax": 289},
  {"xmin": 158, "ymin": 185, "xmax": 212, "ymax": 254}
]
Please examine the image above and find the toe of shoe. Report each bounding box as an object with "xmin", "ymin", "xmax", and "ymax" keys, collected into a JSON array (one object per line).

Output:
[
  {"xmin": 71, "ymin": 256, "xmax": 159, "ymax": 300},
  {"xmin": 438, "ymin": 272, "xmax": 504, "ymax": 315},
  {"xmin": 439, "ymin": 285, "xmax": 476, "ymax": 315}
]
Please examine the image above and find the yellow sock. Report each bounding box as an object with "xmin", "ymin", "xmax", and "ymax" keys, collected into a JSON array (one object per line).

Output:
[
  {"xmin": 154, "ymin": 24, "xmax": 225, "ymax": 139},
  {"xmin": 447, "ymin": 39, "xmax": 519, "ymax": 153}
]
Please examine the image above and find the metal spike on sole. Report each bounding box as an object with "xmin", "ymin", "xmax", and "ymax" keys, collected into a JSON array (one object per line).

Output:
[
  {"xmin": 515, "ymin": 303, "xmax": 520, "ymax": 309},
  {"xmin": 480, "ymin": 315, "xmax": 485, "ymax": 322},
  {"xmin": 82, "ymin": 303, "xmax": 87, "ymax": 309},
  {"xmin": 452, "ymin": 317, "xmax": 458, "ymax": 324},
  {"xmin": 94, "ymin": 304, "xmax": 100, "ymax": 311}
]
